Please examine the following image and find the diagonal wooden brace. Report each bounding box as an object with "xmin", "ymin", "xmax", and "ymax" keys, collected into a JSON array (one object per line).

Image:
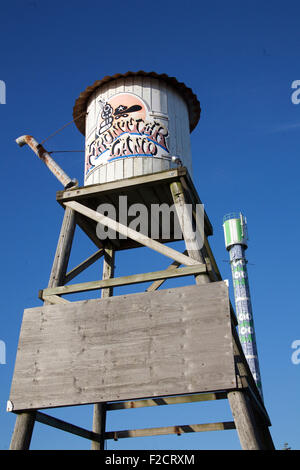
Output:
[{"xmin": 64, "ymin": 201, "xmax": 202, "ymax": 267}]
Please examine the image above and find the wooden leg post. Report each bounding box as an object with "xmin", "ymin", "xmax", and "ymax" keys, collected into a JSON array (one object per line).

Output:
[
  {"xmin": 170, "ymin": 181, "xmax": 209, "ymax": 285},
  {"xmin": 170, "ymin": 181, "xmax": 273, "ymax": 450},
  {"xmin": 252, "ymin": 406, "xmax": 275, "ymax": 450},
  {"xmin": 47, "ymin": 207, "xmax": 77, "ymax": 288},
  {"xmin": 228, "ymin": 391, "xmax": 265, "ymax": 450},
  {"xmin": 9, "ymin": 412, "xmax": 36, "ymax": 450},
  {"xmin": 9, "ymin": 207, "xmax": 76, "ymax": 450},
  {"xmin": 91, "ymin": 244, "xmax": 115, "ymax": 450}
]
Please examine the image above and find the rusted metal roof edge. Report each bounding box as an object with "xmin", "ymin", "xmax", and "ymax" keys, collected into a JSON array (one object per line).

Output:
[{"xmin": 73, "ymin": 71, "xmax": 201, "ymax": 135}]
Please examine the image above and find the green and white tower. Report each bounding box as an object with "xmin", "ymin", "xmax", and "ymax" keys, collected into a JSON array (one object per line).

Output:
[{"xmin": 223, "ymin": 212, "xmax": 263, "ymax": 398}]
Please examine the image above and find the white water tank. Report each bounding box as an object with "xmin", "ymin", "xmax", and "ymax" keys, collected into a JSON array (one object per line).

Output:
[{"xmin": 73, "ymin": 71, "xmax": 200, "ymax": 186}]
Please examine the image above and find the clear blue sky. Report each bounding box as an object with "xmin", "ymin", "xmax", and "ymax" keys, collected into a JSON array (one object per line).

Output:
[{"xmin": 0, "ymin": 0, "xmax": 299, "ymax": 450}]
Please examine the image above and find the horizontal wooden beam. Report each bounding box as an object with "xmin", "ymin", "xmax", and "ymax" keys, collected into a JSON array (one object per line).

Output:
[
  {"xmin": 106, "ymin": 421, "xmax": 236, "ymax": 440},
  {"xmin": 34, "ymin": 412, "xmax": 235, "ymax": 442},
  {"xmin": 64, "ymin": 200, "xmax": 199, "ymax": 267},
  {"xmin": 41, "ymin": 264, "xmax": 207, "ymax": 298},
  {"xmin": 107, "ymin": 392, "xmax": 227, "ymax": 411},
  {"xmin": 64, "ymin": 249, "xmax": 104, "ymax": 284},
  {"xmin": 39, "ymin": 293, "xmax": 71, "ymax": 305},
  {"xmin": 35, "ymin": 411, "xmax": 101, "ymax": 442},
  {"xmin": 57, "ymin": 169, "xmax": 186, "ymax": 203}
]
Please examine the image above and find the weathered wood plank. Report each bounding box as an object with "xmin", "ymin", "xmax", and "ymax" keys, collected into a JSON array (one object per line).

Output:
[
  {"xmin": 56, "ymin": 168, "xmax": 213, "ymax": 238},
  {"xmin": 56, "ymin": 168, "xmax": 185, "ymax": 203},
  {"xmin": 34, "ymin": 412, "xmax": 235, "ymax": 441},
  {"xmin": 105, "ymin": 421, "xmax": 236, "ymax": 440},
  {"xmin": 39, "ymin": 294, "xmax": 71, "ymax": 305},
  {"xmin": 107, "ymin": 392, "xmax": 227, "ymax": 410},
  {"xmin": 41, "ymin": 264, "xmax": 207, "ymax": 297},
  {"xmin": 9, "ymin": 282, "xmax": 235, "ymax": 411}
]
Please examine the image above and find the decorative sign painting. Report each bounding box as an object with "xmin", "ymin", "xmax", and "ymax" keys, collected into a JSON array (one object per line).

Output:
[{"xmin": 85, "ymin": 93, "xmax": 169, "ymax": 176}]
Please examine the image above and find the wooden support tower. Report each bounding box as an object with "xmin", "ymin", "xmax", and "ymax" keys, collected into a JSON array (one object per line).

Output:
[{"xmin": 8, "ymin": 168, "xmax": 275, "ymax": 450}]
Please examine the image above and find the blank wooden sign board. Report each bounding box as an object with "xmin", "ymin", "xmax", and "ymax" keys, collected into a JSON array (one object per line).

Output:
[{"xmin": 9, "ymin": 281, "xmax": 236, "ymax": 411}]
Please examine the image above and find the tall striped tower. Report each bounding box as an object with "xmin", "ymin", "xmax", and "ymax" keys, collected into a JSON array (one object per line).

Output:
[{"xmin": 223, "ymin": 212, "xmax": 263, "ymax": 398}]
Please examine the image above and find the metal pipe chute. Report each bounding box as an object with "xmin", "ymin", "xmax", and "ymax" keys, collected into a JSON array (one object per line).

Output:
[{"xmin": 16, "ymin": 135, "xmax": 77, "ymax": 189}]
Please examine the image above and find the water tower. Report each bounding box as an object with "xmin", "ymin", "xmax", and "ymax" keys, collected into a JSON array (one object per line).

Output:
[
  {"xmin": 8, "ymin": 72, "xmax": 274, "ymax": 450},
  {"xmin": 223, "ymin": 212, "xmax": 263, "ymax": 398},
  {"xmin": 73, "ymin": 71, "xmax": 198, "ymax": 185}
]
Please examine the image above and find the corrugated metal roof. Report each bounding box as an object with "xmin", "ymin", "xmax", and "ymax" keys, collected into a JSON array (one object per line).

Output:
[{"xmin": 73, "ymin": 71, "xmax": 201, "ymax": 135}]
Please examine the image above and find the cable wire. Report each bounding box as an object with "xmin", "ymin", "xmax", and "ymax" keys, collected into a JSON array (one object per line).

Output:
[{"xmin": 40, "ymin": 111, "xmax": 87, "ymax": 145}]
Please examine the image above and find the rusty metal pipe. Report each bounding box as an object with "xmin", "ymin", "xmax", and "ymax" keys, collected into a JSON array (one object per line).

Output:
[{"xmin": 16, "ymin": 135, "xmax": 77, "ymax": 189}]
